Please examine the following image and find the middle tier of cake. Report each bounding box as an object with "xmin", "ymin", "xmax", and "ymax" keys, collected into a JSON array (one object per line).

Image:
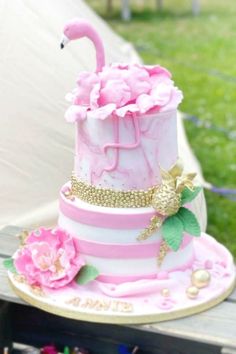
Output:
[{"xmin": 58, "ymin": 183, "xmax": 195, "ymax": 284}]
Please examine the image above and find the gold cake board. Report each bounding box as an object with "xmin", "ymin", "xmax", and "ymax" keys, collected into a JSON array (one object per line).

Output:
[{"xmin": 9, "ymin": 276, "xmax": 236, "ymax": 324}]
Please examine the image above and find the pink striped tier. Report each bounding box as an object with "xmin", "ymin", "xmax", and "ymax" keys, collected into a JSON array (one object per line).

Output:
[{"xmin": 58, "ymin": 184, "xmax": 196, "ymax": 284}]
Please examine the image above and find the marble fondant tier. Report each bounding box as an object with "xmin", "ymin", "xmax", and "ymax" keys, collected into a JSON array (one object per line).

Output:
[{"xmin": 74, "ymin": 110, "xmax": 177, "ymax": 190}]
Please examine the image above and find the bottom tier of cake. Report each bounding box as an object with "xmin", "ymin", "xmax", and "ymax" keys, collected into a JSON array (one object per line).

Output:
[
  {"xmin": 58, "ymin": 183, "xmax": 195, "ymax": 283},
  {"xmin": 9, "ymin": 233, "xmax": 236, "ymax": 324}
]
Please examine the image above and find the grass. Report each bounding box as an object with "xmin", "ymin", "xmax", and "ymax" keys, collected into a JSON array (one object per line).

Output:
[{"xmin": 87, "ymin": 0, "xmax": 236, "ymax": 256}]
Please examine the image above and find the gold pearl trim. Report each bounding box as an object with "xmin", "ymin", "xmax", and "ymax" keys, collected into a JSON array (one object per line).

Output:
[{"xmin": 71, "ymin": 174, "xmax": 156, "ymax": 208}]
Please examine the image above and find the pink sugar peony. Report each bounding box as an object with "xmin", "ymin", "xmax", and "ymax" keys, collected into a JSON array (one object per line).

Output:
[
  {"xmin": 123, "ymin": 66, "xmax": 151, "ymax": 100},
  {"xmin": 14, "ymin": 228, "xmax": 85, "ymax": 289},
  {"xmin": 99, "ymin": 79, "xmax": 131, "ymax": 107},
  {"xmin": 65, "ymin": 63, "xmax": 183, "ymax": 122}
]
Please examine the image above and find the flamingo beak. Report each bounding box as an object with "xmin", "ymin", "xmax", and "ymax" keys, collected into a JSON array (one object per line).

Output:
[{"xmin": 60, "ymin": 35, "xmax": 70, "ymax": 49}]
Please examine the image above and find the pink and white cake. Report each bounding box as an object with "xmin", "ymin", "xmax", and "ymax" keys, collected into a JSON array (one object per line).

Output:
[{"xmin": 7, "ymin": 19, "xmax": 235, "ymax": 324}]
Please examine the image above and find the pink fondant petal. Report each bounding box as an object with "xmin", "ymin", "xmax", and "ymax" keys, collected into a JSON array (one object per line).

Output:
[
  {"xmin": 115, "ymin": 104, "xmax": 139, "ymax": 117},
  {"xmin": 111, "ymin": 63, "xmax": 129, "ymax": 70},
  {"xmin": 149, "ymin": 74, "xmax": 174, "ymax": 89},
  {"xmin": 159, "ymin": 88, "xmax": 183, "ymax": 112},
  {"xmin": 99, "ymin": 79, "xmax": 131, "ymax": 107},
  {"xmin": 138, "ymin": 64, "xmax": 171, "ymax": 78},
  {"xmin": 75, "ymin": 72, "xmax": 100, "ymax": 106},
  {"xmin": 65, "ymin": 105, "xmax": 88, "ymax": 123},
  {"xmin": 88, "ymin": 104, "xmax": 116, "ymax": 120},
  {"xmin": 29, "ymin": 242, "xmax": 53, "ymax": 271},
  {"xmin": 14, "ymin": 248, "xmax": 33, "ymax": 274},
  {"xmin": 90, "ymin": 82, "xmax": 101, "ymax": 109},
  {"xmin": 99, "ymin": 66, "xmax": 128, "ymax": 85},
  {"xmin": 150, "ymin": 83, "xmax": 173, "ymax": 106},
  {"xmin": 136, "ymin": 94, "xmax": 155, "ymax": 113},
  {"xmin": 76, "ymin": 71, "xmax": 99, "ymax": 87},
  {"xmin": 124, "ymin": 66, "xmax": 151, "ymax": 100}
]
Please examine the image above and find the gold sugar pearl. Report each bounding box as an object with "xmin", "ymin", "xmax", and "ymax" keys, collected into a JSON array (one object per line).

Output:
[
  {"xmin": 64, "ymin": 190, "xmax": 72, "ymax": 197},
  {"xmin": 191, "ymin": 269, "xmax": 211, "ymax": 289},
  {"xmin": 186, "ymin": 286, "xmax": 199, "ymax": 299},
  {"xmin": 161, "ymin": 288, "xmax": 170, "ymax": 297}
]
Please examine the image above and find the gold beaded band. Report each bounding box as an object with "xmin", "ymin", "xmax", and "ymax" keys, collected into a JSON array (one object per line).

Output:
[{"xmin": 71, "ymin": 174, "xmax": 156, "ymax": 208}]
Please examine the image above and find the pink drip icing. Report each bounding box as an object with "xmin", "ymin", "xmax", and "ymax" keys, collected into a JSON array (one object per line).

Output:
[
  {"xmin": 103, "ymin": 115, "xmax": 141, "ymax": 173},
  {"xmin": 103, "ymin": 115, "xmax": 120, "ymax": 172}
]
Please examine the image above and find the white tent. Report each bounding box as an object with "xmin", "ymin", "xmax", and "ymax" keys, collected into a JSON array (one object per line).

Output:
[{"xmin": 0, "ymin": 0, "xmax": 206, "ymax": 230}]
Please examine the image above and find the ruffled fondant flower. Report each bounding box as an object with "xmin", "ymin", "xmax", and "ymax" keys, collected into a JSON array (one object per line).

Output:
[
  {"xmin": 14, "ymin": 228, "xmax": 85, "ymax": 289},
  {"xmin": 99, "ymin": 79, "xmax": 131, "ymax": 107},
  {"xmin": 65, "ymin": 63, "xmax": 183, "ymax": 122}
]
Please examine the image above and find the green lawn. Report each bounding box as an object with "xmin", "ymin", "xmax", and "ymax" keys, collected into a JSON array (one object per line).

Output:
[{"xmin": 87, "ymin": 0, "xmax": 236, "ymax": 256}]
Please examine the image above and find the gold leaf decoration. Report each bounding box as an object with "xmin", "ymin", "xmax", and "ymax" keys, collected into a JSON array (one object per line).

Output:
[
  {"xmin": 30, "ymin": 285, "xmax": 45, "ymax": 297},
  {"xmin": 17, "ymin": 230, "xmax": 29, "ymax": 246},
  {"xmin": 157, "ymin": 240, "xmax": 170, "ymax": 267},
  {"xmin": 137, "ymin": 215, "xmax": 163, "ymax": 241}
]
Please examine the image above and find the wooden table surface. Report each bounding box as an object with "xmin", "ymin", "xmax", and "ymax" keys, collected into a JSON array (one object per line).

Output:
[{"xmin": 1, "ymin": 225, "xmax": 236, "ymax": 354}]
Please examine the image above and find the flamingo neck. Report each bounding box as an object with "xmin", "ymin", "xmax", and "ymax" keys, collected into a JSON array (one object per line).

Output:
[{"xmin": 87, "ymin": 31, "xmax": 105, "ymax": 72}]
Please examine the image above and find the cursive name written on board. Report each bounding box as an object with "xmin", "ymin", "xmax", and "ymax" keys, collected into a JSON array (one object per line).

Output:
[{"xmin": 65, "ymin": 297, "xmax": 134, "ymax": 313}]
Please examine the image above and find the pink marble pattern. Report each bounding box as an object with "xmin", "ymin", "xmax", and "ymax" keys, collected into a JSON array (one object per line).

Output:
[{"xmin": 74, "ymin": 110, "xmax": 178, "ymax": 190}]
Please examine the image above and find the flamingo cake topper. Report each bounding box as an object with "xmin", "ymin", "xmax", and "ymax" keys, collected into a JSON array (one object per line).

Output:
[
  {"xmin": 60, "ymin": 18, "xmax": 105, "ymax": 72},
  {"xmin": 60, "ymin": 18, "xmax": 183, "ymax": 123}
]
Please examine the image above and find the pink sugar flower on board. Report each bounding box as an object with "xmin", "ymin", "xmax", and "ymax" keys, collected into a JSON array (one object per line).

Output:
[
  {"xmin": 14, "ymin": 228, "xmax": 85, "ymax": 289},
  {"xmin": 61, "ymin": 19, "xmax": 183, "ymax": 122}
]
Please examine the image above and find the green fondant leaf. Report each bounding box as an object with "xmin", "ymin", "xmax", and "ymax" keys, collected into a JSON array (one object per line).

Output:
[
  {"xmin": 177, "ymin": 207, "xmax": 201, "ymax": 237},
  {"xmin": 181, "ymin": 186, "xmax": 202, "ymax": 205},
  {"xmin": 75, "ymin": 265, "xmax": 99, "ymax": 285},
  {"xmin": 3, "ymin": 258, "xmax": 17, "ymax": 274},
  {"xmin": 162, "ymin": 215, "xmax": 184, "ymax": 251}
]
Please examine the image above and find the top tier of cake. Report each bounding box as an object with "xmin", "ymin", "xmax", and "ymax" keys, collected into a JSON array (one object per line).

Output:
[
  {"xmin": 73, "ymin": 109, "xmax": 177, "ymax": 190},
  {"xmin": 65, "ymin": 64, "xmax": 183, "ymax": 191},
  {"xmin": 62, "ymin": 20, "xmax": 182, "ymax": 192}
]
